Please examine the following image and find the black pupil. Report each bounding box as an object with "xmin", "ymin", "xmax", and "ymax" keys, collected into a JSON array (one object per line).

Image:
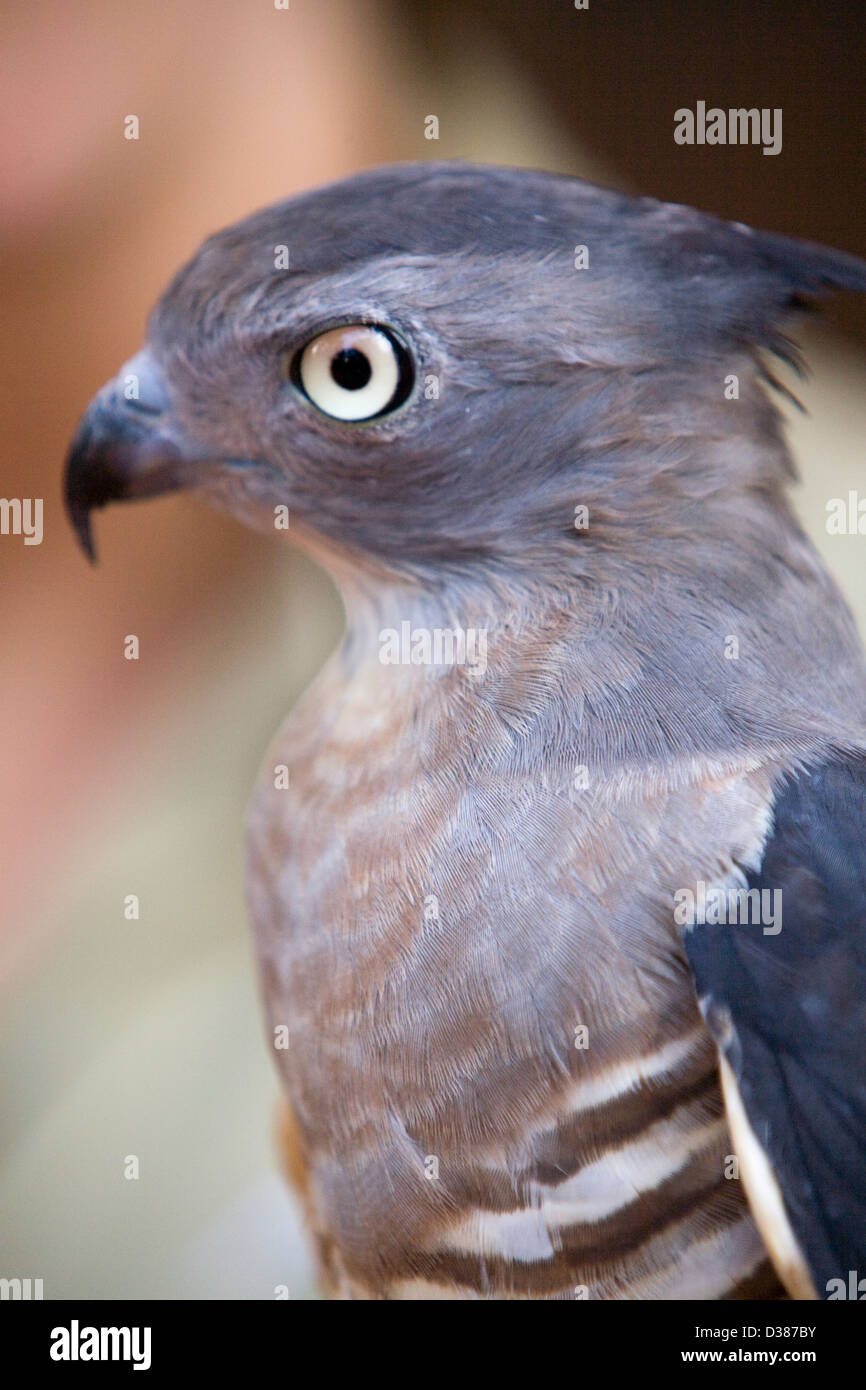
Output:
[{"xmin": 331, "ymin": 347, "xmax": 372, "ymax": 391}]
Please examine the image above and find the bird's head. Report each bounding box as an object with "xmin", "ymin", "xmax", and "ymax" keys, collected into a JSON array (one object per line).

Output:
[{"xmin": 65, "ymin": 162, "xmax": 866, "ymax": 586}]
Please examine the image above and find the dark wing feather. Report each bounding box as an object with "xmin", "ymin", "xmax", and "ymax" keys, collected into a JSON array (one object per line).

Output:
[{"xmin": 685, "ymin": 750, "xmax": 866, "ymax": 1298}]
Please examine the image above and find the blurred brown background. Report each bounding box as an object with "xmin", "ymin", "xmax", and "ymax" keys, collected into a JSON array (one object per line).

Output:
[{"xmin": 1, "ymin": 0, "xmax": 864, "ymax": 1298}]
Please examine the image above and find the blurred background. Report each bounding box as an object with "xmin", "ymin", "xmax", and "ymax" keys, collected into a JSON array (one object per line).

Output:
[{"xmin": 1, "ymin": 0, "xmax": 864, "ymax": 1299}]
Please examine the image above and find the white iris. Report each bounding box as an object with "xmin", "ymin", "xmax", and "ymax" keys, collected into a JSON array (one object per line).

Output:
[{"xmin": 299, "ymin": 325, "xmax": 401, "ymax": 421}]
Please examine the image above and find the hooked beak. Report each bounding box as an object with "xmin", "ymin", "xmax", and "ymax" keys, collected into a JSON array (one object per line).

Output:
[{"xmin": 64, "ymin": 349, "xmax": 204, "ymax": 562}]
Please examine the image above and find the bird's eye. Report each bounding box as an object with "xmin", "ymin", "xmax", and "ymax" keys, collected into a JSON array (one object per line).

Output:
[{"xmin": 293, "ymin": 324, "xmax": 413, "ymax": 421}]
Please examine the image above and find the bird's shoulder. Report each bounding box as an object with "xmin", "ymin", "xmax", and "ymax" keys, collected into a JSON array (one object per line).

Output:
[{"xmin": 684, "ymin": 746, "xmax": 866, "ymax": 1298}]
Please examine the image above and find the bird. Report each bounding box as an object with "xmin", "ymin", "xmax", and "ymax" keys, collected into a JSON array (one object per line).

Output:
[{"xmin": 64, "ymin": 161, "xmax": 866, "ymax": 1300}]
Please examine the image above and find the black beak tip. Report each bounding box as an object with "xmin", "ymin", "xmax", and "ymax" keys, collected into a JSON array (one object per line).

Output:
[
  {"xmin": 63, "ymin": 424, "xmax": 109, "ymax": 565},
  {"xmin": 63, "ymin": 361, "xmax": 195, "ymax": 563},
  {"xmin": 62, "ymin": 402, "xmax": 160, "ymax": 565},
  {"xmin": 67, "ymin": 498, "xmax": 97, "ymax": 564}
]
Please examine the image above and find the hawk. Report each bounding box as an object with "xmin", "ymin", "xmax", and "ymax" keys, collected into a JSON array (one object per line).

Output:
[{"xmin": 65, "ymin": 163, "xmax": 866, "ymax": 1299}]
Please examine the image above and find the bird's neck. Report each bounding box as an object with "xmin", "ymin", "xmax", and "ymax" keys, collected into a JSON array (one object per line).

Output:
[{"xmin": 286, "ymin": 471, "xmax": 866, "ymax": 773}]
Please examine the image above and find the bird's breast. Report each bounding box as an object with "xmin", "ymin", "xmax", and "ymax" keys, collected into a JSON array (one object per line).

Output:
[{"xmin": 246, "ymin": 648, "xmax": 781, "ymax": 1298}]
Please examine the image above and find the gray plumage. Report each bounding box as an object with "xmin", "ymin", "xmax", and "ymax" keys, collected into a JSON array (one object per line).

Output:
[{"xmin": 65, "ymin": 162, "xmax": 866, "ymax": 1299}]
